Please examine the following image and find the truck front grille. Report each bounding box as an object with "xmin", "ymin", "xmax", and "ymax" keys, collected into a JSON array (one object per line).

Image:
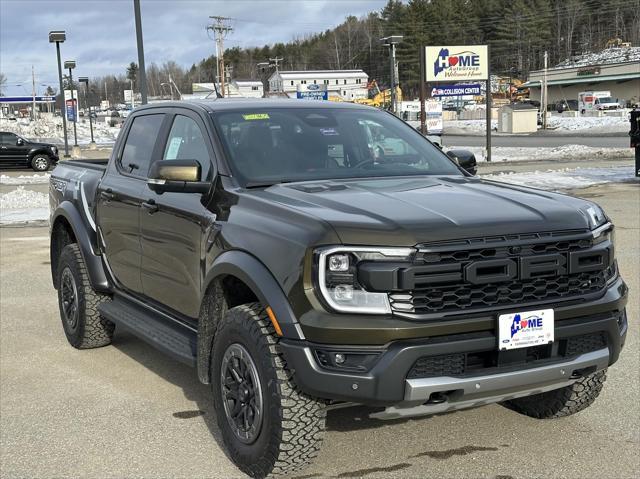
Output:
[{"xmin": 388, "ymin": 231, "xmax": 614, "ymax": 317}]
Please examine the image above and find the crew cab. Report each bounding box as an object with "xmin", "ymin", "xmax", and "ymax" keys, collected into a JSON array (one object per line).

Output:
[
  {"xmin": 0, "ymin": 131, "xmax": 59, "ymax": 171},
  {"xmin": 49, "ymin": 100, "xmax": 628, "ymax": 478}
]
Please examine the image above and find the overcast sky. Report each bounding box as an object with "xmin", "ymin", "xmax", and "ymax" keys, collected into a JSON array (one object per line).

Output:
[{"xmin": 0, "ymin": 0, "xmax": 389, "ymax": 96}]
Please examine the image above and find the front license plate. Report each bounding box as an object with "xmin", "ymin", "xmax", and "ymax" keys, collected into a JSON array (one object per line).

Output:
[{"xmin": 498, "ymin": 309, "xmax": 554, "ymax": 350}]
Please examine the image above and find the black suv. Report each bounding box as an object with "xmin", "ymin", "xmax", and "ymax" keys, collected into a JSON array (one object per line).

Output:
[
  {"xmin": 49, "ymin": 100, "xmax": 627, "ymax": 478},
  {"xmin": 0, "ymin": 131, "xmax": 59, "ymax": 171}
]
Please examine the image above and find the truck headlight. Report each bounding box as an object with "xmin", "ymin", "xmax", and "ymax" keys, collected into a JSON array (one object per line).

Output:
[
  {"xmin": 316, "ymin": 246, "xmax": 414, "ymax": 314},
  {"xmin": 580, "ymin": 204, "xmax": 607, "ymax": 230}
]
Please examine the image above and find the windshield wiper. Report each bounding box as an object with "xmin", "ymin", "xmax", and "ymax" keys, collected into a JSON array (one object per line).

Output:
[{"xmin": 244, "ymin": 180, "xmax": 293, "ymax": 189}]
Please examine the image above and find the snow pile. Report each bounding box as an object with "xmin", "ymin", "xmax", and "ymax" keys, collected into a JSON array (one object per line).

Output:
[
  {"xmin": 0, "ymin": 117, "xmax": 121, "ymax": 145},
  {"xmin": 483, "ymin": 166, "xmax": 636, "ymax": 190},
  {"xmin": 0, "ymin": 173, "xmax": 50, "ymax": 185},
  {"xmin": 454, "ymin": 144, "xmax": 631, "ymax": 163},
  {"xmin": 444, "ymin": 119, "xmax": 498, "ymax": 134},
  {"xmin": 546, "ymin": 115, "xmax": 629, "ymax": 132},
  {"xmin": 0, "ymin": 186, "xmax": 49, "ymax": 225},
  {"xmin": 555, "ymin": 47, "xmax": 640, "ymax": 68}
]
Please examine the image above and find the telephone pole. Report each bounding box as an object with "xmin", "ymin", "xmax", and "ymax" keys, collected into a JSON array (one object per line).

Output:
[
  {"xmin": 32, "ymin": 66, "xmax": 37, "ymax": 120},
  {"xmin": 207, "ymin": 16, "xmax": 233, "ymax": 97},
  {"xmin": 542, "ymin": 50, "xmax": 548, "ymax": 129}
]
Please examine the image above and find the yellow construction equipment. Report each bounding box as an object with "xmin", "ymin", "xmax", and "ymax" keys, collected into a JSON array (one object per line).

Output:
[{"xmin": 353, "ymin": 80, "xmax": 402, "ymax": 108}]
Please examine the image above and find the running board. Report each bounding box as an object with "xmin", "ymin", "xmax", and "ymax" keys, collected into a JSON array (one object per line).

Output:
[{"xmin": 99, "ymin": 296, "xmax": 197, "ymax": 367}]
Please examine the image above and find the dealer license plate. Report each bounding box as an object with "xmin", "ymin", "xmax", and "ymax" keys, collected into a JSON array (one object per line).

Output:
[{"xmin": 498, "ymin": 309, "xmax": 554, "ymax": 351}]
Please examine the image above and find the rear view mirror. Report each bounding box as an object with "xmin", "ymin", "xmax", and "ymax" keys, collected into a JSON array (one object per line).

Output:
[
  {"xmin": 446, "ymin": 149, "xmax": 477, "ymax": 176},
  {"xmin": 147, "ymin": 159, "xmax": 210, "ymax": 194}
]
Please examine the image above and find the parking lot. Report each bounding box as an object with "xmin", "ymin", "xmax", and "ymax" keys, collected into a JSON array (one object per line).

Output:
[{"xmin": 0, "ymin": 176, "xmax": 638, "ymax": 478}]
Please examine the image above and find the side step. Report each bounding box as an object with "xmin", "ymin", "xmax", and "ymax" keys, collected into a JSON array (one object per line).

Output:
[{"xmin": 99, "ymin": 296, "xmax": 197, "ymax": 367}]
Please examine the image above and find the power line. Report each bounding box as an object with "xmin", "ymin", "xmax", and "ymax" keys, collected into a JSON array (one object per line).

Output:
[{"xmin": 207, "ymin": 15, "xmax": 233, "ymax": 97}]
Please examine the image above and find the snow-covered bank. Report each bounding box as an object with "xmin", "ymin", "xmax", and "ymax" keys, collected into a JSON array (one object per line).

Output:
[
  {"xmin": 442, "ymin": 115, "xmax": 628, "ymax": 135},
  {"xmin": 482, "ymin": 166, "xmax": 637, "ymax": 190},
  {"xmin": 456, "ymin": 144, "xmax": 631, "ymax": 163},
  {"xmin": 0, "ymin": 117, "xmax": 120, "ymax": 145},
  {"xmin": 0, "ymin": 173, "xmax": 50, "ymax": 185},
  {"xmin": 0, "ymin": 186, "xmax": 49, "ymax": 225}
]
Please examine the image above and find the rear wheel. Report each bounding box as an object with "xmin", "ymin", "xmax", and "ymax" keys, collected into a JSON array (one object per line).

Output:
[
  {"xmin": 57, "ymin": 243, "xmax": 114, "ymax": 348},
  {"xmin": 211, "ymin": 303, "xmax": 326, "ymax": 478},
  {"xmin": 502, "ymin": 370, "xmax": 607, "ymax": 418},
  {"xmin": 31, "ymin": 154, "xmax": 51, "ymax": 171}
]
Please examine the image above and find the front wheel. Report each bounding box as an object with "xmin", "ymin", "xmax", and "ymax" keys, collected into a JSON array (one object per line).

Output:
[
  {"xmin": 31, "ymin": 154, "xmax": 51, "ymax": 172},
  {"xmin": 211, "ymin": 303, "xmax": 326, "ymax": 478},
  {"xmin": 502, "ymin": 370, "xmax": 607, "ymax": 419}
]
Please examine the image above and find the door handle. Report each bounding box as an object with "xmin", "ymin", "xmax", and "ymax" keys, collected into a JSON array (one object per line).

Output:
[
  {"xmin": 100, "ymin": 191, "xmax": 114, "ymax": 201},
  {"xmin": 141, "ymin": 199, "xmax": 159, "ymax": 214}
]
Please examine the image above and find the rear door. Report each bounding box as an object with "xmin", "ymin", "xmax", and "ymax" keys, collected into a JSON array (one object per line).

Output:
[
  {"xmin": 96, "ymin": 112, "xmax": 168, "ymax": 294},
  {"xmin": 139, "ymin": 110, "xmax": 217, "ymax": 318},
  {"xmin": 0, "ymin": 133, "xmax": 25, "ymax": 166}
]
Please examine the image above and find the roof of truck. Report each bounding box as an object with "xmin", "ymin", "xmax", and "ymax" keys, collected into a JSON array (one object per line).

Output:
[{"xmin": 136, "ymin": 98, "xmax": 375, "ymax": 113}]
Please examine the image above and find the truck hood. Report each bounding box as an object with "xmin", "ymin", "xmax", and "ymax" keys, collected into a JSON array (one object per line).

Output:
[{"xmin": 253, "ymin": 176, "xmax": 594, "ymax": 246}]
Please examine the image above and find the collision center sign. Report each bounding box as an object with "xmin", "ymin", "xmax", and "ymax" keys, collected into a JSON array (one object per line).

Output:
[
  {"xmin": 425, "ymin": 45, "xmax": 488, "ymax": 82},
  {"xmin": 431, "ymin": 84, "xmax": 482, "ymax": 97}
]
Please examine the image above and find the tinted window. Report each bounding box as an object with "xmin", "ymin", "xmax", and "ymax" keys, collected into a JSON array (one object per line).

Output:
[
  {"xmin": 120, "ymin": 114, "xmax": 164, "ymax": 177},
  {"xmin": 162, "ymin": 115, "xmax": 209, "ymax": 166},
  {"xmin": 1, "ymin": 133, "xmax": 18, "ymax": 144},
  {"xmin": 212, "ymin": 108, "xmax": 461, "ymax": 186}
]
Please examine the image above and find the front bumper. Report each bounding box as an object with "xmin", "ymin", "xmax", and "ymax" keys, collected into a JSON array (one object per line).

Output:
[{"xmin": 279, "ymin": 277, "xmax": 628, "ymax": 410}]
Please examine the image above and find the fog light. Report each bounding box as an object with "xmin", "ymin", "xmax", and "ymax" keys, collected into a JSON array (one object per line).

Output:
[
  {"xmin": 334, "ymin": 284, "xmax": 353, "ymax": 301},
  {"xmin": 334, "ymin": 353, "xmax": 346, "ymax": 364},
  {"xmin": 328, "ymin": 254, "xmax": 350, "ymax": 272}
]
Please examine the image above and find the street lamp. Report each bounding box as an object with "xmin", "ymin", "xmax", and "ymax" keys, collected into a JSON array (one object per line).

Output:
[
  {"xmin": 49, "ymin": 30, "xmax": 69, "ymax": 158},
  {"xmin": 64, "ymin": 60, "xmax": 79, "ymax": 154},
  {"xmin": 78, "ymin": 77, "xmax": 95, "ymax": 148},
  {"xmin": 380, "ymin": 35, "xmax": 403, "ymax": 115}
]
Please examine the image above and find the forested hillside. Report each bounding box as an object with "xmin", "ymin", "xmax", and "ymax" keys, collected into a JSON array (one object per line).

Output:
[{"xmin": 91, "ymin": 0, "xmax": 639, "ymax": 104}]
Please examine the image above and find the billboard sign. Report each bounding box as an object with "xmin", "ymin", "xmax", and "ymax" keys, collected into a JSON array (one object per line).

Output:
[
  {"xmin": 425, "ymin": 45, "xmax": 488, "ymax": 81},
  {"xmin": 431, "ymin": 83, "xmax": 482, "ymax": 97},
  {"xmin": 0, "ymin": 96, "xmax": 55, "ymax": 103},
  {"xmin": 63, "ymin": 90, "xmax": 79, "ymax": 102},
  {"xmin": 297, "ymin": 83, "xmax": 328, "ymax": 100},
  {"xmin": 65, "ymin": 99, "xmax": 77, "ymax": 122}
]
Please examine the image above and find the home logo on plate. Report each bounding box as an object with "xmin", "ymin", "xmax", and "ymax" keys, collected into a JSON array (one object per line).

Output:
[{"xmin": 510, "ymin": 313, "xmax": 544, "ymax": 338}]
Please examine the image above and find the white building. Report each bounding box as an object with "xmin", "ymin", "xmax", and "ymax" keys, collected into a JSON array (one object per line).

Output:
[
  {"xmin": 268, "ymin": 70, "xmax": 369, "ymax": 101},
  {"xmin": 523, "ymin": 47, "xmax": 640, "ymax": 107},
  {"xmin": 191, "ymin": 80, "xmax": 264, "ymax": 99}
]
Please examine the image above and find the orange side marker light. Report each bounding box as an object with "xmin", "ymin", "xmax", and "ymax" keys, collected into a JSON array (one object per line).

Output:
[{"xmin": 266, "ymin": 306, "xmax": 283, "ymax": 336}]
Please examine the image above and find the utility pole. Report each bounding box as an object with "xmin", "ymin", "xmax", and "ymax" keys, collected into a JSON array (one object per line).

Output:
[
  {"xmin": 104, "ymin": 81, "xmax": 108, "ymax": 106},
  {"xmin": 31, "ymin": 66, "xmax": 37, "ymax": 121},
  {"xmin": 542, "ymin": 50, "xmax": 548, "ymax": 129},
  {"xmin": 380, "ymin": 36, "xmax": 402, "ymax": 115},
  {"xmin": 207, "ymin": 16, "xmax": 233, "ymax": 97},
  {"xmin": 133, "ymin": 0, "xmax": 148, "ymax": 104}
]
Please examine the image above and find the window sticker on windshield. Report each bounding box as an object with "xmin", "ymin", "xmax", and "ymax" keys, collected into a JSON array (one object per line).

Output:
[
  {"xmin": 319, "ymin": 127, "xmax": 339, "ymax": 136},
  {"xmin": 165, "ymin": 137, "xmax": 182, "ymax": 160},
  {"xmin": 243, "ymin": 113, "xmax": 270, "ymax": 120}
]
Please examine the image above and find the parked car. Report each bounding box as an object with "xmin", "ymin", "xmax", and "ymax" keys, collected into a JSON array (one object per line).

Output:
[
  {"xmin": 0, "ymin": 131, "xmax": 59, "ymax": 171},
  {"xmin": 595, "ymin": 96, "xmax": 622, "ymax": 110},
  {"xmin": 49, "ymin": 100, "xmax": 627, "ymax": 478}
]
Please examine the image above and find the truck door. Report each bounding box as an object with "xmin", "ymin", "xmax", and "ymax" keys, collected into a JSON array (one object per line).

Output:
[
  {"xmin": 96, "ymin": 112, "xmax": 167, "ymax": 294},
  {"xmin": 0, "ymin": 132, "xmax": 25, "ymax": 165},
  {"xmin": 139, "ymin": 111, "xmax": 217, "ymax": 318}
]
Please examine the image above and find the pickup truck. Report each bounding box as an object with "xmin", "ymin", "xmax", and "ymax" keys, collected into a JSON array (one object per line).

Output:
[
  {"xmin": 49, "ymin": 100, "xmax": 628, "ymax": 478},
  {"xmin": 1, "ymin": 131, "xmax": 59, "ymax": 171}
]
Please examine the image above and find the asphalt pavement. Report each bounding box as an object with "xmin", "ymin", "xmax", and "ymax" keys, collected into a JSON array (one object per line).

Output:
[{"xmin": 1, "ymin": 179, "xmax": 638, "ymax": 478}]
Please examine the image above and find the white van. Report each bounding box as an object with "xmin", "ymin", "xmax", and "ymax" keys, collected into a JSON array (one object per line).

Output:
[{"xmin": 578, "ymin": 91, "xmax": 613, "ymax": 113}]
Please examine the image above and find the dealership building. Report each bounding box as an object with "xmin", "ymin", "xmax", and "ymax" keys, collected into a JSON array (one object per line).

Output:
[
  {"xmin": 523, "ymin": 47, "xmax": 640, "ymax": 107},
  {"xmin": 268, "ymin": 70, "xmax": 369, "ymax": 100}
]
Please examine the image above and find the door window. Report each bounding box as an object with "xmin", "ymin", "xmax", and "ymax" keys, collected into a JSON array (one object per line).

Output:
[
  {"xmin": 1, "ymin": 133, "xmax": 19, "ymax": 144},
  {"xmin": 119, "ymin": 114, "xmax": 165, "ymax": 177},
  {"xmin": 162, "ymin": 115, "xmax": 209, "ymax": 167}
]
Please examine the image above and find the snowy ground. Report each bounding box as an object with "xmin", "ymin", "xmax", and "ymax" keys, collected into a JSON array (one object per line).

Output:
[
  {"xmin": 482, "ymin": 165, "xmax": 637, "ymax": 190},
  {"xmin": 0, "ymin": 117, "xmax": 121, "ymax": 145},
  {"xmin": 453, "ymin": 144, "xmax": 632, "ymax": 163},
  {"xmin": 0, "ymin": 173, "xmax": 50, "ymax": 185},
  {"xmin": 0, "ymin": 186, "xmax": 49, "ymax": 226},
  {"xmin": 443, "ymin": 115, "xmax": 628, "ymax": 135}
]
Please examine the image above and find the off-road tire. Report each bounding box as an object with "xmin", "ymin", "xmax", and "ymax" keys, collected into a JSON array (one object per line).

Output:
[
  {"xmin": 57, "ymin": 243, "xmax": 114, "ymax": 349},
  {"xmin": 31, "ymin": 154, "xmax": 51, "ymax": 172},
  {"xmin": 211, "ymin": 303, "xmax": 326, "ymax": 478},
  {"xmin": 502, "ymin": 370, "xmax": 607, "ymax": 418}
]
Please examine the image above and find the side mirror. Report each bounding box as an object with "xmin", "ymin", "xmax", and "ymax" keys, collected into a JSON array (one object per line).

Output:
[
  {"xmin": 147, "ymin": 159, "xmax": 210, "ymax": 194},
  {"xmin": 446, "ymin": 149, "xmax": 477, "ymax": 176},
  {"xmin": 16, "ymin": 138, "xmax": 24, "ymax": 146}
]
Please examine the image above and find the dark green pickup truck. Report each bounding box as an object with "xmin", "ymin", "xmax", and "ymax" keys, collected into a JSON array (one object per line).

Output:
[{"xmin": 49, "ymin": 100, "xmax": 627, "ymax": 478}]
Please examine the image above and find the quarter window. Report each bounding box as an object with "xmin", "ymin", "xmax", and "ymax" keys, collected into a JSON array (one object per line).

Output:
[{"xmin": 120, "ymin": 114, "xmax": 164, "ymax": 177}]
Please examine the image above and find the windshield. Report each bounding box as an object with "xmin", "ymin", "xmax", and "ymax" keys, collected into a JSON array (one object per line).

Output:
[
  {"xmin": 211, "ymin": 107, "xmax": 461, "ymax": 186},
  {"xmin": 598, "ymin": 97, "xmax": 615, "ymax": 103}
]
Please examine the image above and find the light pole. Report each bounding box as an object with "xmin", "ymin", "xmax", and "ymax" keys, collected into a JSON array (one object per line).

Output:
[
  {"xmin": 78, "ymin": 77, "xmax": 95, "ymax": 149},
  {"xmin": 380, "ymin": 35, "xmax": 403, "ymax": 115},
  {"xmin": 64, "ymin": 60, "xmax": 79, "ymax": 155},
  {"xmin": 49, "ymin": 31, "xmax": 69, "ymax": 158},
  {"xmin": 133, "ymin": 0, "xmax": 148, "ymax": 104}
]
